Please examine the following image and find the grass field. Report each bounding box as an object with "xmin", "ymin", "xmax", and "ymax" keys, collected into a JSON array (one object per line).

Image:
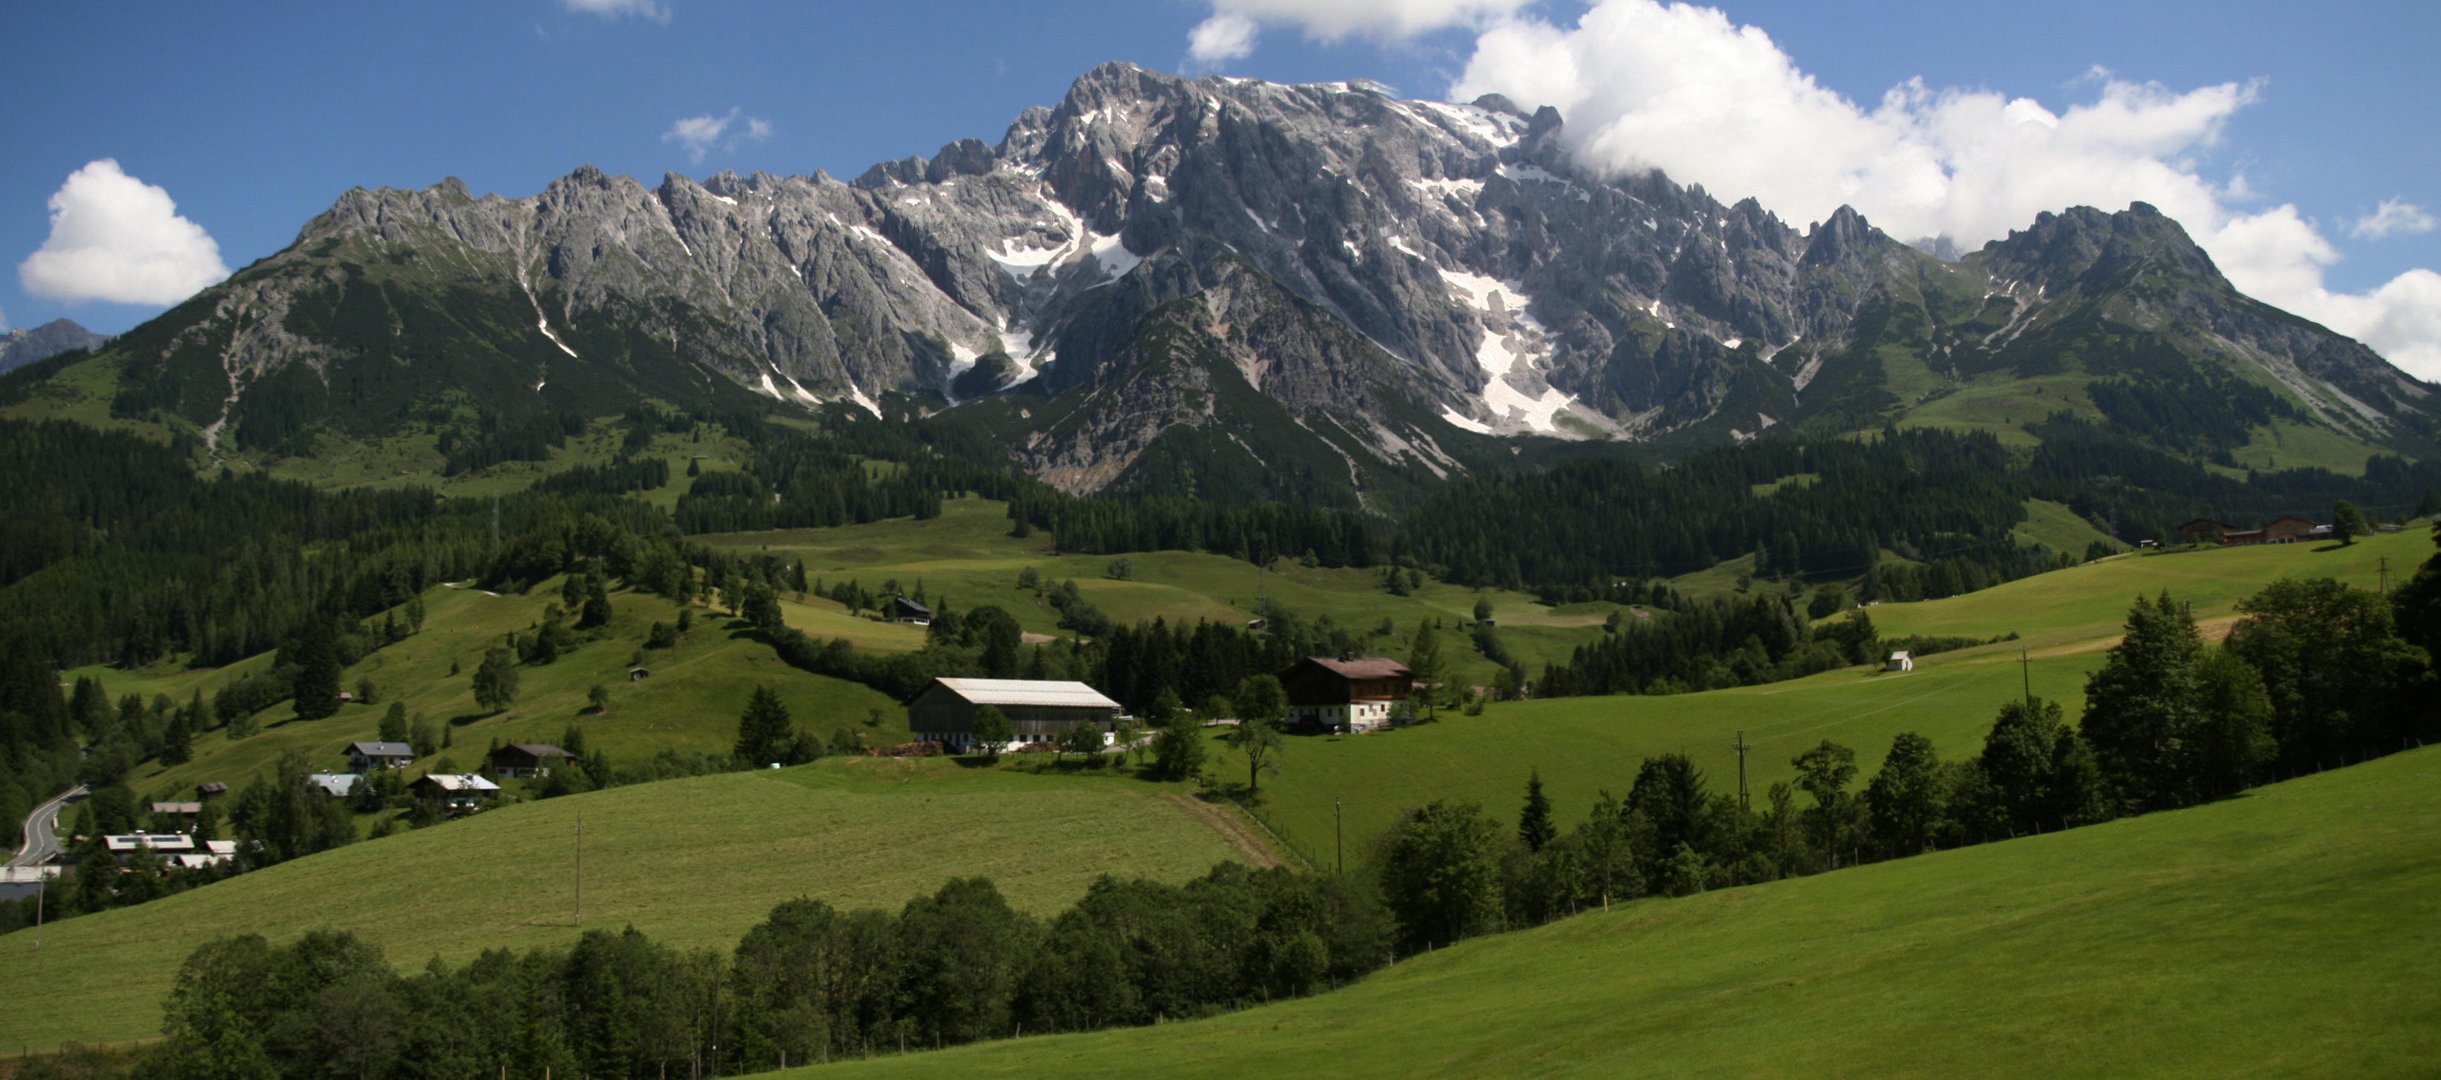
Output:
[
  {"xmin": 1865, "ymin": 527, "xmax": 2422, "ymax": 651},
  {"xmin": 1237, "ymin": 527, "xmax": 2430, "ymax": 872},
  {"xmin": 698, "ymin": 498, "xmax": 1625, "ymax": 686},
  {"xmin": 79, "ymin": 574, "xmax": 909, "ymax": 809},
  {"xmin": 799, "ymin": 743, "xmax": 2441, "ymax": 1078},
  {"xmin": 0, "ymin": 758, "xmax": 1264, "ymax": 1050}
]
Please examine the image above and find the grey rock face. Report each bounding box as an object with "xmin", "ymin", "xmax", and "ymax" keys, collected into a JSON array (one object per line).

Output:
[
  {"xmin": 0, "ymin": 319, "xmax": 111, "ymax": 375},
  {"xmin": 83, "ymin": 62, "xmax": 2437, "ymax": 489}
]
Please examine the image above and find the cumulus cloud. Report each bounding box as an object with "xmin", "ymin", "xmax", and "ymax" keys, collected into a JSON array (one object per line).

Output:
[
  {"xmin": 1443, "ymin": 0, "xmax": 2441, "ymax": 380},
  {"xmin": 1185, "ymin": 0, "xmax": 1534, "ymax": 66},
  {"xmin": 565, "ymin": 0, "xmax": 669, "ymax": 23},
  {"xmin": 18, "ymin": 159, "xmax": 228, "ymax": 306},
  {"xmin": 2352, "ymin": 198, "xmax": 2436, "ymax": 240},
  {"xmin": 662, "ymin": 107, "xmax": 771, "ymax": 164}
]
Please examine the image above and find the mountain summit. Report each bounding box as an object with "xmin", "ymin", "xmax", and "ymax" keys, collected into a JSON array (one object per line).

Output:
[{"xmin": 52, "ymin": 63, "xmax": 2438, "ymax": 497}]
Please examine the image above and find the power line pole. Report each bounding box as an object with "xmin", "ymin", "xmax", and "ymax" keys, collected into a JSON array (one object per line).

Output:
[
  {"xmin": 574, "ymin": 813, "xmax": 584, "ymax": 926},
  {"xmin": 2020, "ymin": 646, "xmax": 2033, "ymax": 706},
  {"xmin": 1733, "ymin": 731, "xmax": 1750, "ymax": 811},
  {"xmin": 1334, "ymin": 797, "xmax": 1343, "ymax": 876}
]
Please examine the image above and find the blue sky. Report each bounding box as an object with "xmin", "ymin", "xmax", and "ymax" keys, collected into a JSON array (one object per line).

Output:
[{"xmin": 5, "ymin": 1, "xmax": 2434, "ymax": 373}]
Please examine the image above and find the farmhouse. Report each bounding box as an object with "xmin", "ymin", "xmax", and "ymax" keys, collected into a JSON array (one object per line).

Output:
[
  {"xmin": 1280, "ymin": 656, "xmax": 1415, "ymax": 733},
  {"xmin": 2262, "ymin": 516, "xmax": 2318, "ymax": 543},
  {"xmin": 346, "ymin": 741, "xmax": 416, "ymax": 773},
  {"xmin": 412, "ymin": 773, "xmax": 500, "ymax": 815},
  {"xmin": 489, "ymin": 743, "xmax": 571, "ymax": 778},
  {"xmin": 1887, "ymin": 651, "xmax": 1914, "ymax": 672},
  {"xmin": 195, "ymin": 781, "xmax": 228, "ymax": 802},
  {"xmin": 2178, "ymin": 519, "xmax": 2233, "ymax": 545},
  {"xmin": 306, "ymin": 773, "xmax": 358, "ymax": 799},
  {"xmin": 890, "ymin": 597, "xmax": 934, "ymax": 625},
  {"xmin": 149, "ymin": 801, "xmax": 201, "ymax": 823},
  {"xmin": 103, "ymin": 833, "xmax": 196, "ymax": 863},
  {"xmin": 907, "ymin": 677, "xmax": 1121, "ymax": 754}
]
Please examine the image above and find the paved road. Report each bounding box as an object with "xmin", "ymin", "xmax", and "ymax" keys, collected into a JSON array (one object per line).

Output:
[{"xmin": 9, "ymin": 784, "xmax": 86, "ymax": 868}]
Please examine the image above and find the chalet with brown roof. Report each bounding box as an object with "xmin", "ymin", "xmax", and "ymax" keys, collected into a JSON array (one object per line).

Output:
[
  {"xmin": 489, "ymin": 743, "xmax": 571, "ymax": 779},
  {"xmin": 1280, "ymin": 657, "xmax": 1415, "ymax": 733}
]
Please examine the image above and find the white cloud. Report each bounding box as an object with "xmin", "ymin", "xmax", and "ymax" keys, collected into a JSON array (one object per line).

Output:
[
  {"xmin": 565, "ymin": 0, "xmax": 669, "ymax": 23},
  {"xmin": 2352, "ymin": 198, "xmax": 2436, "ymax": 240},
  {"xmin": 661, "ymin": 107, "xmax": 771, "ymax": 164},
  {"xmin": 1187, "ymin": 13, "xmax": 1260, "ymax": 65},
  {"xmin": 1185, "ymin": 0, "xmax": 1534, "ymax": 66},
  {"xmin": 18, "ymin": 159, "xmax": 228, "ymax": 306},
  {"xmin": 1447, "ymin": 0, "xmax": 2441, "ymax": 380}
]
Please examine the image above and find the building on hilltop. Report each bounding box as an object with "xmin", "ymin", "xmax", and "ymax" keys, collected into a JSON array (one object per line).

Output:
[
  {"xmin": 346, "ymin": 741, "xmax": 416, "ymax": 773},
  {"xmin": 1280, "ymin": 656, "xmax": 1415, "ymax": 733},
  {"xmin": 890, "ymin": 597, "xmax": 934, "ymax": 626},
  {"xmin": 907, "ymin": 677, "xmax": 1121, "ymax": 754},
  {"xmin": 489, "ymin": 743, "xmax": 571, "ymax": 779},
  {"xmin": 1887, "ymin": 651, "xmax": 1914, "ymax": 673}
]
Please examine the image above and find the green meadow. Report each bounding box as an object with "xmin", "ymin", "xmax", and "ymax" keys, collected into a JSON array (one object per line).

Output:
[
  {"xmin": 0, "ymin": 759, "xmax": 1260, "ymax": 1050},
  {"xmin": 79, "ymin": 575, "xmax": 909, "ymax": 807},
  {"xmin": 803, "ymin": 743, "xmax": 2441, "ymax": 1079},
  {"xmin": 699, "ymin": 497, "xmax": 1626, "ymax": 685},
  {"xmin": 1240, "ymin": 527, "xmax": 2429, "ymax": 872}
]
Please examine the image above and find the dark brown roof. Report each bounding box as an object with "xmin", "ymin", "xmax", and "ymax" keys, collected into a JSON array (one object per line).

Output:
[
  {"xmin": 505, "ymin": 743, "xmax": 571, "ymax": 758},
  {"xmin": 1306, "ymin": 657, "xmax": 1414, "ymax": 680}
]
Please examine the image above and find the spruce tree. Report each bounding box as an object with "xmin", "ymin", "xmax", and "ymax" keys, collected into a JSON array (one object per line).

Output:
[
  {"xmin": 292, "ymin": 621, "xmax": 342, "ymax": 720},
  {"xmin": 734, "ymin": 686, "xmax": 793, "ymax": 765},
  {"xmin": 1517, "ymin": 769, "xmax": 1556, "ymax": 852},
  {"xmin": 1406, "ymin": 620, "xmax": 1445, "ymax": 719},
  {"xmin": 2081, "ymin": 593, "xmax": 2204, "ymax": 813}
]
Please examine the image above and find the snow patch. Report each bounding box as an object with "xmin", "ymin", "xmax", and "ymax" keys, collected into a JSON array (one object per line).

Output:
[
  {"xmin": 780, "ymin": 370, "xmax": 821, "ymax": 405},
  {"xmin": 988, "ymin": 194, "xmax": 1085, "ymax": 280},
  {"xmin": 1415, "ymin": 100, "xmax": 1523, "ymax": 148},
  {"xmin": 533, "ymin": 306, "xmax": 578, "ymax": 359},
  {"xmin": 1440, "ymin": 406, "xmax": 1495, "ymax": 434},
  {"xmin": 1408, "ymin": 176, "xmax": 1485, "ymax": 202},
  {"xmin": 1436, "ymin": 264, "xmax": 1577, "ymax": 433},
  {"xmin": 1387, "ymin": 234, "xmax": 1426, "ymax": 261},
  {"xmin": 1087, "ymin": 230, "xmax": 1141, "ymax": 281},
  {"xmin": 758, "ymin": 369, "xmax": 783, "ymax": 399},
  {"xmin": 847, "ymin": 383, "xmax": 882, "ymax": 419},
  {"xmin": 709, "ymin": 193, "xmax": 737, "ymax": 207},
  {"xmin": 1722, "ymin": 338, "xmax": 1743, "ymax": 350}
]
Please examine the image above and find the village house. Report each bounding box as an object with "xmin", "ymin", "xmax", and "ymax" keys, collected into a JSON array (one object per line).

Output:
[
  {"xmin": 906, "ymin": 677, "xmax": 1121, "ymax": 753},
  {"xmin": 346, "ymin": 741, "xmax": 416, "ymax": 773},
  {"xmin": 2261, "ymin": 516, "xmax": 2318, "ymax": 543},
  {"xmin": 890, "ymin": 597, "xmax": 934, "ymax": 626},
  {"xmin": 1280, "ymin": 656, "xmax": 1416, "ymax": 734},
  {"xmin": 489, "ymin": 743, "xmax": 572, "ymax": 779},
  {"xmin": 195, "ymin": 781, "xmax": 228, "ymax": 802},
  {"xmin": 412, "ymin": 773, "xmax": 501, "ymax": 815},
  {"xmin": 306, "ymin": 773, "xmax": 359, "ymax": 799},
  {"xmin": 103, "ymin": 833, "xmax": 197, "ymax": 864},
  {"xmin": 173, "ymin": 840, "xmax": 239, "ymax": 871},
  {"xmin": 1887, "ymin": 651, "xmax": 1914, "ymax": 673},
  {"xmin": 149, "ymin": 801, "xmax": 202, "ymax": 824}
]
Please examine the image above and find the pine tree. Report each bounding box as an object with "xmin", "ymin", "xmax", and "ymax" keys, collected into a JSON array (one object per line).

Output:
[
  {"xmin": 292, "ymin": 620, "xmax": 342, "ymax": 720},
  {"xmin": 2081, "ymin": 592, "xmax": 2204, "ymax": 813},
  {"xmin": 1517, "ymin": 769, "xmax": 1556, "ymax": 852},
  {"xmin": 734, "ymin": 686, "xmax": 794, "ymax": 765}
]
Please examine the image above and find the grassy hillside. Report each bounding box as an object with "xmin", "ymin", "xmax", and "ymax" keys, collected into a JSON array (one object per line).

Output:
[
  {"xmin": 1245, "ymin": 643, "xmax": 2100, "ymax": 873},
  {"xmin": 1239, "ymin": 528, "xmax": 2427, "ymax": 872},
  {"xmin": 698, "ymin": 497, "xmax": 1624, "ymax": 686},
  {"xmin": 80, "ymin": 574, "xmax": 909, "ymax": 808},
  {"xmin": 1866, "ymin": 527, "xmax": 2421, "ymax": 649},
  {"xmin": 0, "ymin": 758, "xmax": 1265, "ymax": 1050},
  {"xmin": 800, "ymin": 743, "xmax": 2441, "ymax": 1078}
]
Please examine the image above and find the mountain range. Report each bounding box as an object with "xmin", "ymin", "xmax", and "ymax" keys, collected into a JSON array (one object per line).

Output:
[
  {"xmin": 15, "ymin": 63, "xmax": 2435, "ymax": 506},
  {"xmin": 0, "ymin": 319, "xmax": 108, "ymax": 377}
]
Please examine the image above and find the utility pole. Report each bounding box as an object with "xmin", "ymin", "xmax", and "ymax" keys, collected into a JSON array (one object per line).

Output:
[
  {"xmin": 32, "ymin": 875, "xmax": 41, "ymax": 953},
  {"xmin": 574, "ymin": 813, "xmax": 584, "ymax": 926},
  {"xmin": 1733, "ymin": 731, "xmax": 1750, "ymax": 811},
  {"xmin": 2020, "ymin": 646, "xmax": 2033, "ymax": 706},
  {"xmin": 1334, "ymin": 798, "xmax": 1343, "ymax": 876}
]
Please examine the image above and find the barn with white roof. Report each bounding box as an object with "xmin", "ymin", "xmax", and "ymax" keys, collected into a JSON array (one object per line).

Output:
[{"xmin": 906, "ymin": 677, "xmax": 1123, "ymax": 754}]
